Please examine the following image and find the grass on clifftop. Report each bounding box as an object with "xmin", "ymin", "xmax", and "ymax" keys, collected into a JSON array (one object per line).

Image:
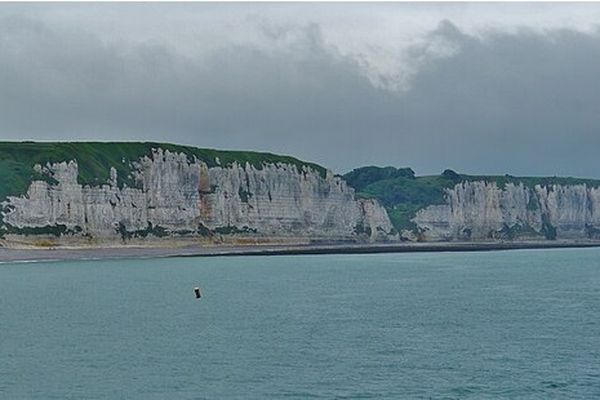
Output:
[
  {"xmin": 344, "ymin": 166, "xmax": 600, "ymax": 232},
  {"xmin": 0, "ymin": 141, "xmax": 327, "ymax": 201}
]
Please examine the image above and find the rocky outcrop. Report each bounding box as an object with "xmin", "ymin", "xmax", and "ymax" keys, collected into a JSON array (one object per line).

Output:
[
  {"xmin": 413, "ymin": 181, "xmax": 600, "ymax": 241},
  {"xmin": 1, "ymin": 148, "xmax": 395, "ymax": 246}
]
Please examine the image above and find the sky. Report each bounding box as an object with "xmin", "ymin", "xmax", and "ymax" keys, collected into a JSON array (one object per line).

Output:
[{"xmin": 1, "ymin": 2, "xmax": 600, "ymax": 177}]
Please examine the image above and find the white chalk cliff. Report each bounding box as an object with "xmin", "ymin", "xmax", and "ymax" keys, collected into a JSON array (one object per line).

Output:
[
  {"xmin": 1, "ymin": 148, "xmax": 394, "ymax": 245},
  {"xmin": 413, "ymin": 181, "xmax": 600, "ymax": 241}
]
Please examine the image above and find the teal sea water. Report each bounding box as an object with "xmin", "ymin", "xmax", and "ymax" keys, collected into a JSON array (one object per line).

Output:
[{"xmin": 1, "ymin": 248, "xmax": 600, "ymax": 399}]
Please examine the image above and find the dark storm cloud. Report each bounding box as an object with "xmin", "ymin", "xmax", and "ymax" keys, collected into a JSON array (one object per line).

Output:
[
  {"xmin": 0, "ymin": 16, "xmax": 398, "ymax": 167},
  {"xmin": 1, "ymin": 14, "xmax": 600, "ymax": 178},
  {"xmin": 397, "ymin": 21, "xmax": 600, "ymax": 177}
]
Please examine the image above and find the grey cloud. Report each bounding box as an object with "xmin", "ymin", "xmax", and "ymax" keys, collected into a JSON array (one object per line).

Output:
[
  {"xmin": 0, "ymin": 16, "xmax": 397, "ymax": 167},
  {"xmin": 1, "ymin": 15, "xmax": 600, "ymax": 179},
  {"xmin": 398, "ymin": 21, "xmax": 600, "ymax": 177}
]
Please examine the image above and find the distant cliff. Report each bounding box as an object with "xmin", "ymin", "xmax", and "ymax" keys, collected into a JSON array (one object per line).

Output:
[
  {"xmin": 414, "ymin": 181, "xmax": 600, "ymax": 241},
  {"xmin": 345, "ymin": 167, "xmax": 600, "ymax": 241},
  {"xmin": 0, "ymin": 143, "xmax": 394, "ymax": 247}
]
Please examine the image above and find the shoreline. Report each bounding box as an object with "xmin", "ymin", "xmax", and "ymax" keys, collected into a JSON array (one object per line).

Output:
[{"xmin": 1, "ymin": 240, "xmax": 600, "ymax": 263}]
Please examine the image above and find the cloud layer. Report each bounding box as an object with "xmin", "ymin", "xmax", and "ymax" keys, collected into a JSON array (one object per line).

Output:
[{"xmin": 1, "ymin": 4, "xmax": 600, "ymax": 177}]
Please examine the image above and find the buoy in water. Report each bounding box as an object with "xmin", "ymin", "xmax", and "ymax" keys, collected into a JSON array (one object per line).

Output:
[{"xmin": 194, "ymin": 287, "xmax": 202, "ymax": 299}]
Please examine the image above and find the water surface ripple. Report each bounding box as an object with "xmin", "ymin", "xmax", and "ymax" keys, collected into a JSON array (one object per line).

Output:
[{"xmin": 1, "ymin": 248, "xmax": 599, "ymax": 399}]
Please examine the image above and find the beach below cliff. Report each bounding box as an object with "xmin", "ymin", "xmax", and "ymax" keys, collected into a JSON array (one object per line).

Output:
[{"xmin": 2, "ymin": 240, "xmax": 600, "ymax": 263}]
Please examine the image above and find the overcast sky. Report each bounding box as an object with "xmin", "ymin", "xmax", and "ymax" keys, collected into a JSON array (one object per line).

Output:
[{"xmin": 1, "ymin": 3, "xmax": 600, "ymax": 177}]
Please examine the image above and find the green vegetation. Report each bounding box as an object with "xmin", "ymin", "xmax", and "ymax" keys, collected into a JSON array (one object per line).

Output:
[
  {"xmin": 454, "ymin": 174, "xmax": 600, "ymax": 191},
  {"xmin": 214, "ymin": 225, "xmax": 258, "ymax": 235},
  {"xmin": 116, "ymin": 221, "xmax": 169, "ymax": 241},
  {"xmin": 196, "ymin": 223, "xmax": 213, "ymax": 237},
  {"xmin": 112, "ymin": 222, "xmax": 258, "ymax": 242},
  {"xmin": 238, "ymin": 188, "xmax": 252, "ymax": 203},
  {"xmin": 541, "ymin": 214, "xmax": 557, "ymax": 240},
  {"xmin": 497, "ymin": 223, "xmax": 543, "ymax": 240},
  {"xmin": 343, "ymin": 166, "xmax": 415, "ymax": 192},
  {"xmin": 347, "ymin": 167, "xmax": 458, "ymax": 231},
  {"xmin": 344, "ymin": 166, "xmax": 600, "ymax": 232},
  {"xmin": 527, "ymin": 194, "xmax": 539, "ymax": 211},
  {"xmin": 353, "ymin": 222, "xmax": 372, "ymax": 237},
  {"xmin": 585, "ymin": 224, "xmax": 600, "ymax": 239},
  {"xmin": 0, "ymin": 223, "xmax": 82, "ymax": 239},
  {"xmin": 0, "ymin": 141, "xmax": 327, "ymax": 201},
  {"xmin": 113, "ymin": 222, "xmax": 257, "ymax": 242}
]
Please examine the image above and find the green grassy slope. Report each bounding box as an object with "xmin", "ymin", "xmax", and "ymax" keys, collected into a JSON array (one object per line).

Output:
[
  {"xmin": 0, "ymin": 141, "xmax": 327, "ymax": 201},
  {"xmin": 344, "ymin": 167, "xmax": 600, "ymax": 232}
]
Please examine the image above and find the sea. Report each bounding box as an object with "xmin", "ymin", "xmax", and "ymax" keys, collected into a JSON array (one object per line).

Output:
[{"xmin": 1, "ymin": 248, "xmax": 599, "ymax": 399}]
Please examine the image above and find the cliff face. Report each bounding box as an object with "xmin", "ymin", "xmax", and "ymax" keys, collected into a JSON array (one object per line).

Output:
[
  {"xmin": 1, "ymin": 148, "xmax": 394, "ymax": 246},
  {"xmin": 413, "ymin": 181, "xmax": 600, "ymax": 241},
  {"xmin": 7, "ymin": 146, "xmax": 600, "ymax": 247}
]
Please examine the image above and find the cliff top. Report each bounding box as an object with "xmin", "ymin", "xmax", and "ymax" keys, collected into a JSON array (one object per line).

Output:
[{"xmin": 0, "ymin": 141, "xmax": 327, "ymax": 201}]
